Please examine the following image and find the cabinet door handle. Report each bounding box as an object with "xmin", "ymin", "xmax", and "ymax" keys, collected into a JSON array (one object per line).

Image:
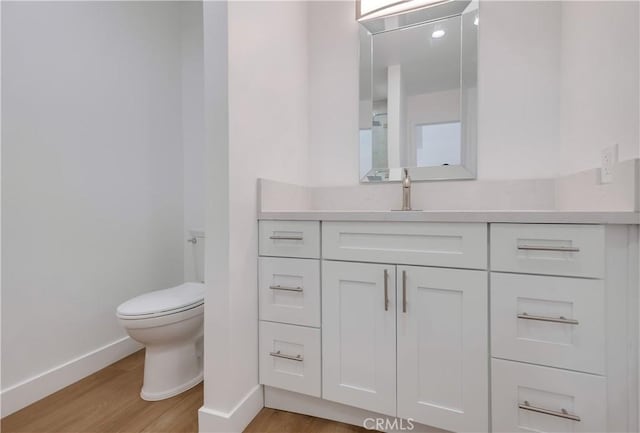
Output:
[
  {"xmin": 269, "ymin": 285, "xmax": 303, "ymax": 293},
  {"xmin": 517, "ymin": 245, "xmax": 580, "ymax": 252},
  {"xmin": 383, "ymin": 269, "xmax": 389, "ymax": 311},
  {"xmin": 269, "ymin": 235, "xmax": 303, "ymax": 241},
  {"xmin": 517, "ymin": 312, "xmax": 579, "ymax": 325},
  {"xmin": 269, "ymin": 350, "xmax": 303, "ymax": 362},
  {"xmin": 402, "ymin": 270, "xmax": 407, "ymax": 313},
  {"xmin": 519, "ymin": 401, "xmax": 581, "ymax": 422}
]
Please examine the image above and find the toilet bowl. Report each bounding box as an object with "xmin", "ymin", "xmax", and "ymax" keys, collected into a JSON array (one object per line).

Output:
[{"xmin": 117, "ymin": 282, "xmax": 205, "ymax": 401}]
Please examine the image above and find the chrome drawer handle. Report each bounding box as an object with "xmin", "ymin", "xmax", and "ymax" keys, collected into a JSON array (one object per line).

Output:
[
  {"xmin": 519, "ymin": 401, "xmax": 581, "ymax": 422},
  {"xmin": 402, "ymin": 270, "xmax": 407, "ymax": 313},
  {"xmin": 269, "ymin": 285, "xmax": 303, "ymax": 292},
  {"xmin": 517, "ymin": 245, "xmax": 580, "ymax": 252},
  {"xmin": 383, "ymin": 269, "xmax": 389, "ymax": 311},
  {"xmin": 269, "ymin": 350, "xmax": 303, "ymax": 362},
  {"xmin": 269, "ymin": 235, "xmax": 303, "ymax": 241},
  {"xmin": 518, "ymin": 312, "xmax": 579, "ymax": 325}
]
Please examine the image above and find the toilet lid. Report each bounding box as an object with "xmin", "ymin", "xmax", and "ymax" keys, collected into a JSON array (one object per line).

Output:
[{"xmin": 117, "ymin": 282, "xmax": 205, "ymax": 318}]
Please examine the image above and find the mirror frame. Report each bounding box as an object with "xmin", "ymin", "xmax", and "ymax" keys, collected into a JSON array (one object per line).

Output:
[{"xmin": 358, "ymin": 0, "xmax": 478, "ymax": 183}]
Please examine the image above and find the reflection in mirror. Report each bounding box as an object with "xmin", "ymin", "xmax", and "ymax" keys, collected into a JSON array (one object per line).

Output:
[
  {"xmin": 416, "ymin": 121, "xmax": 461, "ymax": 166},
  {"xmin": 359, "ymin": 1, "xmax": 478, "ymax": 182}
]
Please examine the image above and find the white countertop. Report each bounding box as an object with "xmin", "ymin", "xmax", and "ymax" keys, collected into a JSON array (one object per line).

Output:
[{"xmin": 258, "ymin": 210, "xmax": 640, "ymax": 224}]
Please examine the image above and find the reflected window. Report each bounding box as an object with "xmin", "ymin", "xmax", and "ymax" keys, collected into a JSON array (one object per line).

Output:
[{"xmin": 415, "ymin": 121, "xmax": 461, "ymax": 167}]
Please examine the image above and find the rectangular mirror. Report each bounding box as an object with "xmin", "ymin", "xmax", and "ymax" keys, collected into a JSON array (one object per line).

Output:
[{"xmin": 359, "ymin": 0, "xmax": 478, "ymax": 182}]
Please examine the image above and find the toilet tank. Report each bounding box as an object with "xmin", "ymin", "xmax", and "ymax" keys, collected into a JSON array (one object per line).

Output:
[{"xmin": 188, "ymin": 230, "xmax": 205, "ymax": 283}]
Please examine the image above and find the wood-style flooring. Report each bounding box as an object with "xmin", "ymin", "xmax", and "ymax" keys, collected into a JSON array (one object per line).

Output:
[
  {"xmin": 1, "ymin": 350, "xmax": 201, "ymax": 433},
  {"xmin": 1, "ymin": 350, "xmax": 368, "ymax": 433}
]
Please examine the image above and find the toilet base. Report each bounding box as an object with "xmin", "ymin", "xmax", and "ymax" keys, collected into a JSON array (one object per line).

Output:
[
  {"xmin": 141, "ymin": 371, "xmax": 203, "ymax": 401},
  {"xmin": 139, "ymin": 334, "xmax": 204, "ymax": 401}
]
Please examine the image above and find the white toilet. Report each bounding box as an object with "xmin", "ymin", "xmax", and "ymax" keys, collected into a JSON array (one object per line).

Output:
[{"xmin": 117, "ymin": 232, "xmax": 206, "ymax": 401}]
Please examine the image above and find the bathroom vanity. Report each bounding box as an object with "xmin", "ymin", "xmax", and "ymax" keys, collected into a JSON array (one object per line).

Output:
[
  {"xmin": 255, "ymin": 13, "xmax": 640, "ymax": 432},
  {"xmin": 257, "ymin": 212, "xmax": 639, "ymax": 433}
]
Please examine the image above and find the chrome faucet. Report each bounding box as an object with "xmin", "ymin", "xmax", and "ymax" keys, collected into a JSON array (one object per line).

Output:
[{"xmin": 401, "ymin": 168, "xmax": 412, "ymax": 211}]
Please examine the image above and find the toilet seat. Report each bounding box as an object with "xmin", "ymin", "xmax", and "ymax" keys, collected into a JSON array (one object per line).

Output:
[{"xmin": 117, "ymin": 282, "xmax": 205, "ymax": 319}]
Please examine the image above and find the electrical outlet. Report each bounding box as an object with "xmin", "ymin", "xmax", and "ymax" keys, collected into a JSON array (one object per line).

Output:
[{"xmin": 600, "ymin": 143, "xmax": 618, "ymax": 184}]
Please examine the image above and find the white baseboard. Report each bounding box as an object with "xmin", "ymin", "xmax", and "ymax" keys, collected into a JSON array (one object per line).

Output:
[
  {"xmin": 1, "ymin": 336, "xmax": 142, "ymax": 417},
  {"xmin": 198, "ymin": 385, "xmax": 263, "ymax": 433},
  {"xmin": 264, "ymin": 387, "xmax": 447, "ymax": 433}
]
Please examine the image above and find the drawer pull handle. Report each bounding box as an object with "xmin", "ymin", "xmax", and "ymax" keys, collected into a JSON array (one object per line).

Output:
[
  {"xmin": 517, "ymin": 245, "xmax": 580, "ymax": 252},
  {"xmin": 269, "ymin": 350, "xmax": 303, "ymax": 362},
  {"xmin": 518, "ymin": 312, "xmax": 579, "ymax": 325},
  {"xmin": 269, "ymin": 235, "xmax": 303, "ymax": 241},
  {"xmin": 519, "ymin": 401, "xmax": 581, "ymax": 422},
  {"xmin": 269, "ymin": 285, "xmax": 303, "ymax": 292},
  {"xmin": 384, "ymin": 269, "xmax": 389, "ymax": 311}
]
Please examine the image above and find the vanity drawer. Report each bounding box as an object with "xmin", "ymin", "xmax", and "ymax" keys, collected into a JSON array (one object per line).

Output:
[
  {"xmin": 492, "ymin": 359, "xmax": 606, "ymax": 433},
  {"xmin": 322, "ymin": 222, "xmax": 487, "ymax": 269},
  {"xmin": 259, "ymin": 321, "xmax": 321, "ymax": 398},
  {"xmin": 259, "ymin": 257, "xmax": 320, "ymax": 327},
  {"xmin": 259, "ymin": 220, "xmax": 320, "ymax": 259},
  {"xmin": 490, "ymin": 224, "xmax": 604, "ymax": 278},
  {"xmin": 491, "ymin": 273, "xmax": 605, "ymax": 374}
]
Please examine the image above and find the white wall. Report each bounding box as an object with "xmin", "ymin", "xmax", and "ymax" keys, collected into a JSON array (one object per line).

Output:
[
  {"xmin": 477, "ymin": 1, "xmax": 561, "ymax": 180},
  {"xmin": 308, "ymin": 1, "xmax": 360, "ymax": 186},
  {"xmin": 406, "ymin": 89, "xmax": 461, "ymax": 127},
  {"xmin": 559, "ymin": 1, "xmax": 640, "ymax": 176},
  {"xmin": 200, "ymin": 0, "xmax": 310, "ymax": 425},
  {"xmin": 406, "ymin": 89, "xmax": 461, "ymax": 167},
  {"xmin": 201, "ymin": 0, "xmax": 232, "ymax": 417},
  {"xmin": 181, "ymin": 3, "xmax": 206, "ymax": 282},
  {"xmin": 308, "ymin": 1, "xmax": 563, "ymax": 185},
  {"xmin": 226, "ymin": 0, "xmax": 310, "ymax": 408},
  {"xmin": 308, "ymin": 1, "xmax": 640, "ymax": 185},
  {"xmin": 1, "ymin": 1, "xmax": 191, "ymax": 413}
]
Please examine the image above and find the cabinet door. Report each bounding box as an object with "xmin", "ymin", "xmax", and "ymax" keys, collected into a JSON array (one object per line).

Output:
[
  {"xmin": 397, "ymin": 266, "xmax": 488, "ymax": 432},
  {"xmin": 322, "ymin": 261, "xmax": 396, "ymax": 417}
]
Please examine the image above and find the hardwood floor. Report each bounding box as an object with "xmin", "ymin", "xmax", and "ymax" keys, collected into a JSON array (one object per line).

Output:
[
  {"xmin": 2, "ymin": 350, "xmax": 369, "ymax": 433},
  {"xmin": 1, "ymin": 350, "xmax": 202, "ymax": 433}
]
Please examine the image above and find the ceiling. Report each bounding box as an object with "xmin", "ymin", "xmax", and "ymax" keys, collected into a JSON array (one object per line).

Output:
[{"xmin": 370, "ymin": 15, "xmax": 462, "ymax": 100}]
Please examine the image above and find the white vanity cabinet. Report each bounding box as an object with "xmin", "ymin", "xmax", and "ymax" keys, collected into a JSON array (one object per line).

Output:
[
  {"xmin": 321, "ymin": 260, "xmax": 489, "ymax": 431},
  {"xmin": 258, "ymin": 221, "xmax": 322, "ymax": 397},
  {"xmin": 396, "ymin": 266, "xmax": 488, "ymax": 432},
  {"xmin": 322, "ymin": 261, "xmax": 397, "ymax": 416},
  {"xmin": 321, "ymin": 222, "xmax": 489, "ymax": 432},
  {"xmin": 490, "ymin": 224, "xmax": 637, "ymax": 433},
  {"xmin": 322, "ymin": 221, "xmax": 487, "ymax": 269},
  {"xmin": 258, "ymin": 218, "xmax": 638, "ymax": 433}
]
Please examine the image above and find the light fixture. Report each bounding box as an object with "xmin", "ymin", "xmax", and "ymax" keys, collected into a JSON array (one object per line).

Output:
[
  {"xmin": 432, "ymin": 29, "xmax": 446, "ymax": 38},
  {"xmin": 357, "ymin": 0, "xmax": 449, "ymax": 22}
]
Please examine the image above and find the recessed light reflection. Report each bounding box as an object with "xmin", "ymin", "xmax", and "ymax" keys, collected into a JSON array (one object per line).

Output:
[{"xmin": 432, "ymin": 29, "xmax": 445, "ymax": 39}]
